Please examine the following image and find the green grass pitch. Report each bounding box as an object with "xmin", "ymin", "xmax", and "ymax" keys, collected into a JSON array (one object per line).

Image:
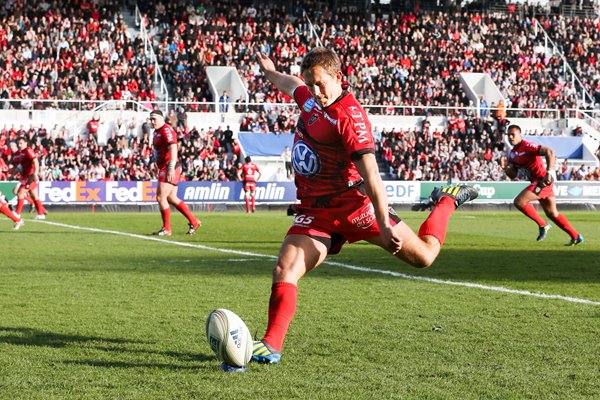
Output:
[{"xmin": 0, "ymin": 210, "xmax": 598, "ymax": 399}]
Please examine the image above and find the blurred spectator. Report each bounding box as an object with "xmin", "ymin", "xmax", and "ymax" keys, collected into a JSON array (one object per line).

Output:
[{"xmin": 219, "ymin": 90, "xmax": 231, "ymax": 113}]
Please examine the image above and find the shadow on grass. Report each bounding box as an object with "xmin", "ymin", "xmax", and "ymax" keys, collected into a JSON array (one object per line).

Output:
[
  {"xmin": 63, "ymin": 359, "xmax": 210, "ymax": 370},
  {"xmin": 0, "ymin": 326, "xmax": 149, "ymax": 348},
  {"xmin": 0, "ymin": 326, "xmax": 215, "ymax": 370}
]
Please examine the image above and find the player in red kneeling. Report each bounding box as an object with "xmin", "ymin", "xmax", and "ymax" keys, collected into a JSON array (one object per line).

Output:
[
  {"xmin": 0, "ymin": 191, "xmax": 24, "ymax": 230},
  {"xmin": 150, "ymin": 109, "xmax": 201, "ymax": 236},
  {"xmin": 506, "ymin": 125, "xmax": 583, "ymax": 246},
  {"xmin": 11, "ymin": 136, "xmax": 46, "ymax": 220},
  {"xmin": 250, "ymin": 47, "xmax": 478, "ymax": 365},
  {"xmin": 237, "ymin": 156, "xmax": 261, "ymax": 213}
]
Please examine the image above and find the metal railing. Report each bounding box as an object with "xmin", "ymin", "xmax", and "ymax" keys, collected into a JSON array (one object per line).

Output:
[
  {"xmin": 134, "ymin": 5, "xmax": 169, "ymax": 111},
  {"xmin": 302, "ymin": 9, "xmax": 323, "ymax": 47},
  {"xmin": 0, "ymin": 99, "xmax": 154, "ymax": 112},
  {"xmin": 0, "ymin": 99, "xmax": 567, "ymax": 121},
  {"xmin": 534, "ymin": 19, "xmax": 595, "ymax": 107}
]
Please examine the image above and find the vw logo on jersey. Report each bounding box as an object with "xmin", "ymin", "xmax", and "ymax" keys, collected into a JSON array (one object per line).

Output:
[{"xmin": 292, "ymin": 141, "xmax": 320, "ymax": 177}]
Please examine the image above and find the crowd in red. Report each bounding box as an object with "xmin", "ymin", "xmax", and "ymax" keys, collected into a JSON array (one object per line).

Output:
[
  {"xmin": 0, "ymin": 1, "xmax": 597, "ymax": 111},
  {"xmin": 0, "ymin": 1, "xmax": 598, "ymax": 183},
  {"xmin": 139, "ymin": 1, "xmax": 599, "ymax": 113},
  {"xmin": 0, "ymin": 120, "xmax": 243, "ymax": 183},
  {"xmin": 377, "ymin": 110, "xmax": 599, "ymax": 182},
  {"xmin": 0, "ymin": 0, "xmax": 157, "ymax": 108}
]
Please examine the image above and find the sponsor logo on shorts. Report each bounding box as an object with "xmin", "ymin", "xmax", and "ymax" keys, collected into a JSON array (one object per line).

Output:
[
  {"xmin": 293, "ymin": 214, "xmax": 314, "ymax": 227},
  {"xmin": 351, "ymin": 203, "xmax": 376, "ymax": 229},
  {"xmin": 303, "ymin": 98, "xmax": 315, "ymax": 112},
  {"xmin": 292, "ymin": 141, "xmax": 320, "ymax": 177}
]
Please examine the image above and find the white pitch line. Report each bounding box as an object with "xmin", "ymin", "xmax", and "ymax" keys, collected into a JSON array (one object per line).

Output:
[{"xmin": 35, "ymin": 220, "xmax": 600, "ymax": 306}]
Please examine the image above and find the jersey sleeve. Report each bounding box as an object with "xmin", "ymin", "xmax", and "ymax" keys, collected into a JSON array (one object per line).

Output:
[
  {"xmin": 293, "ymin": 86, "xmax": 314, "ymax": 112},
  {"xmin": 338, "ymin": 109, "xmax": 375, "ymax": 160},
  {"xmin": 522, "ymin": 141, "xmax": 540, "ymax": 155}
]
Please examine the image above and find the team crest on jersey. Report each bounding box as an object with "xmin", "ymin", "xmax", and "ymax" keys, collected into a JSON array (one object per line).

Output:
[
  {"xmin": 303, "ymin": 98, "xmax": 315, "ymax": 112},
  {"xmin": 308, "ymin": 114, "xmax": 318, "ymax": 126},
  {"xmin": 292, "ymin": 140, "xmax": 320, "ymax": 177}
]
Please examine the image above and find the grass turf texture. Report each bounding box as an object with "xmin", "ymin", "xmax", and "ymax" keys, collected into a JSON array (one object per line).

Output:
[{"xmin": 0, "ymin": 211, "xmax": 598, "ymax": 399}]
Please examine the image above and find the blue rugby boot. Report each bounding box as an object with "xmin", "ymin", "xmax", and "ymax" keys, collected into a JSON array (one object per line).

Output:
[
  {"xmin": 565, "ymin": 235, "xmax": 584, "ymax": 247},
  {"xmin": 430, "ymin": 184, "xmax": 478, "ymax": 208},
  {"xmin": 537, "ymin": 223, "xmax": 552, "ymax": 241},
  {"xmin": 252, "ymin": 340, "xmax": 281, "ymax": 364}
]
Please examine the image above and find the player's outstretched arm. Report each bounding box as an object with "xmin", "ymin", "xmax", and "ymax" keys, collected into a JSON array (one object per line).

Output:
[
  {"xmin": 256, "ymin": 52, "xmax": 304, "ymax": 98},
  {"xmin": 354, "ymin": 153, "xmax": 402, "ymax": 255}
]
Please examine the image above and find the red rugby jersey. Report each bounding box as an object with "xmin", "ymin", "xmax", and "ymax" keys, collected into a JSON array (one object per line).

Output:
[
  {"xmin": 12, "ymin": 148, "xmax": 36, "ymax": 177},
  {"xmin": 291, "ymin": 86, "xmax": 375, "ymax": 199},
  {"xmin": 240, "ymin": 162, "xmax": 260, "ymax": 182},
  {"xmin": 152, "ymin": 124, "xmax": 177, "ymax": 169},
  {"xmin": 508, "ymin": 139, "xmax": 546, "ymax": 181}
]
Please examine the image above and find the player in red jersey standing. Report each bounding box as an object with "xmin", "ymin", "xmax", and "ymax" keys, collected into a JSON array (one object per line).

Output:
[
  {"xmin": 150, "ymin": 109, "xmax": 201, "ymax": 236},
  {"xmin": 11, "ymin": 136, "xmax": 46, "ymax": 220},
  {"xmin": 237, "ymin": 156, "xmax": 261, "ymax": 213},
  {"xmin": 506, "ymin": 124, "xmax": 583, "ymax": 245},
  {"xmin": 245, "ymin": 47, "xmax": 478, "ymax": 367},
  {"xmin": 0, "ymin": 190, "xmax": 24, "ymax": 229}
]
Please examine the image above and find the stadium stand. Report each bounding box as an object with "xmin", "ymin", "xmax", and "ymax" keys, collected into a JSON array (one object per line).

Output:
[
  {"xmin": 0, "ymin": 0, "xmax": 158, "ymax": 105},
  {"xmin": 0, "ymin": 0, "xmax": 598, "ymax": 184},
  {"xmin": 136, "ymin": 1, "xmax": 599, "ymax": 112}
]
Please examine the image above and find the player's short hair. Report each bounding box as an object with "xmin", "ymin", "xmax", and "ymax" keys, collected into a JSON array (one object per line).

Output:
[
  {"xmin": 245, "ymin": 156, "xmax": 251, "ymax": 163},
  {"xmin": 507, "ymin": 124, "xmax": 521, "ymax": 133},
  {"xmin": 301, "ymin": 47, "xmax": 341, "ymax": 76},
  {"xmin": 16, "ymin": 136, "xmax": 28, "ymax": 144}
]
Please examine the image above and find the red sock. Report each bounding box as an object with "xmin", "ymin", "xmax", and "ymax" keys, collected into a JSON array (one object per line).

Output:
[
  {"xmin": 418, "ymin": 196, "xmax": 455, "ymax": 246},
  {"xmin": 263, "ymin": 282, "xmax": 298, "ymax": 352},
  {"xmin": 174, "ymin": 201, "xmax": 197, "ymax": 225},
  {"xmin": 160, "ymin": 207, "xmax": 171, "ymax": 230},
  {"xmin": 245, "ymin": 198, "xmax": 250, "ymax": 212},
  {"xmin": 549, "ymin": 214, "xmax": 579, "ymax": 239},
  {"xmin": 34, "ymin": 200, "xmax": 44, "ymax": 215},
  {"xmin": 251, "ymin": 196, "xmax": 256, "ymax": 211},
  {"xmin": 0, "ymin": 203, "xmax": 19, "ymax": 222},
  {"xmin": 520, "ymin": 203, "xmax": 546, "ymax": 227},
  {"xmin": 16, "ymin": 198, "xmax": 24, "ymax": 215}
]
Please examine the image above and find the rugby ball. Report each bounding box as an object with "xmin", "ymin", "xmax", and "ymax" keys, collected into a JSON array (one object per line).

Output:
[{"xmin": 206, "ymin": 309, "xmax": 253, "ymax": 367}]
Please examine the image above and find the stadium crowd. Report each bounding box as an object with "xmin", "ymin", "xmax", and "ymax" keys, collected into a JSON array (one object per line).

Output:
[
  {"xmin": 0, "ymin": 1, "xmax": 598, "ymax": 184},
  {"xmin": 0, "ymin": 122, "xmax": 243, "ymax": 182},
  {"xmin": 376, "ymin": 112, "xmax": 600, "ymax": 182},
  {"xmin": 0, "ymin": 115, "xmax": 598, "ymax": 184},
  {"xmin": 138, "ymin": 0, "xmax": 599, "ymax": 114},
  {"xmin": 0, "ymin": 1, "xmax": 597, "ymax": 113},
  {"xmin": 0, "ymin": 0, "xmax": 157, "ymax": 108}
]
